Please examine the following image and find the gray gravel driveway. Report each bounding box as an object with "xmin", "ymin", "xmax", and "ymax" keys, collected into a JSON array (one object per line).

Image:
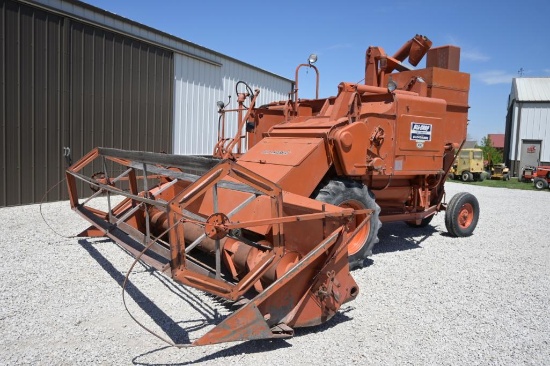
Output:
[{"xmin": 1, "ymin": 182, "xmax": 549, "ymax": 365}]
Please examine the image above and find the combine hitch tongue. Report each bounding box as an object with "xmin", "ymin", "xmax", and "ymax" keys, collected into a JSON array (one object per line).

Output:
[{"xmin": 66, "ymin": 148, "xmax": 368, "ymax": 346}]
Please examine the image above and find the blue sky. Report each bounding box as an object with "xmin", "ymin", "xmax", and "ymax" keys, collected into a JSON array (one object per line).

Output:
[{"xmin": 81, "ymin": 0, "xmax": 550, "ymax": 143}]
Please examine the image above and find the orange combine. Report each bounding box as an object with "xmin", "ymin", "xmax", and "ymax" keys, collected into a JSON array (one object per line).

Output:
[{"xmin": 66, "ymin": 35, "xmax": 479, "ymax": 346}]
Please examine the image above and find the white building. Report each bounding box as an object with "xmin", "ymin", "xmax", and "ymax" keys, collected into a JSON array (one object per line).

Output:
[{"xmin": 504, "ymin": 77, "xmax": 550, "ymax": 176}]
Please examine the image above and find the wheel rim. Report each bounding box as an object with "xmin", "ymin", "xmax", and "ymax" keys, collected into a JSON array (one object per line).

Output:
[
  {"xmin": 457, "ymin": 203, "xmax": 474, "ymax": 229},
  {"xmin": 536, "ymin": 181, "xmax": 543, "ymax": 189},
  {"xmin": 340, "ymin": 200, "xmax": 370, "ymax": 256}
]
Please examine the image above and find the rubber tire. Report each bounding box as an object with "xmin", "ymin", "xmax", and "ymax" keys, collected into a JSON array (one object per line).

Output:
[
  {"xmin": 478, "ymin": 173, "xmax": 485, "ymax": 182},
  {"xmin": 313, "ymin": 179, "xmax": 381, "ymax": 270},
  {"xmin": 445, "ymin": 192, "xmax": 479, "ymax": 237},
  {"xmin": 461, "ymin": 171, "xmax": 472, "ymax": 182},
  {"xmin": 448, "ymin": 173, "xmax": 455, "ymax": 180},
  {"xmin": 406, "ymin": 214, "xmax": 434, "ymax": 228},
  {"xmin": 534, "ymin": 178, "xmax": 548, "ymax": 190}
]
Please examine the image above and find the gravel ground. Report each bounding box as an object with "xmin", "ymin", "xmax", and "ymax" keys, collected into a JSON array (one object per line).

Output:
[{"xmin": 1, "ymin": 182, "xmax": 549, "ymax": 365}]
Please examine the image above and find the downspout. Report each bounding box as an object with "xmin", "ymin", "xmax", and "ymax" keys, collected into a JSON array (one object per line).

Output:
[{"xmin": 513, "ymin": 101, "xmax": 523, "ymax": 176}]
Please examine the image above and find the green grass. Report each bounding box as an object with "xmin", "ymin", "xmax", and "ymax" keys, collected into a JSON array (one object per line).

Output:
[{"xmin": 447, "ymin": 176, "xmax": 547, "ymax": 191}]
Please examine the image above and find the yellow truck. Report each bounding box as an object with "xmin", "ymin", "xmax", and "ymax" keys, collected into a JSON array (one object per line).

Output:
[
  {"xmin": 488, "ymin": 163, "xmax": 510, "ymax": 181},
  {"xmin": 449, "ymin": 148, "xmax": 486, "ymax": 182}
]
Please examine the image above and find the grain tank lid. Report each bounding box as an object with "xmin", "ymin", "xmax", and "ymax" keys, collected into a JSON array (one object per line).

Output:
[{"xmin": 426, "ymin": 45, "xmax": 461, "ymax": 71}]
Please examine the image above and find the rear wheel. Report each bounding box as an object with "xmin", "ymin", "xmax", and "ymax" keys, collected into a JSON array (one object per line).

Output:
[
  {"xmin": 445, "ymin": 192, "xmax": 479, "ymax": 237},
  {"xmin": 534, "ymin": 178, "xmax": 548, "ymax": 190},
  {"xmin": 313, "ymin": 179, "xmax": 381, "ymax": 270},
  {"xmin": 461, "ymin": 171, "xmax": 472, "ymax": 182}
]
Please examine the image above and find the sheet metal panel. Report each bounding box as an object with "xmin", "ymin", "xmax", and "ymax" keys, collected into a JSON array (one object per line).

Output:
[
  {"xmin": 1, "ymin": 0, "xmax": 65, "ymax": 206},
  {"xmin": 511, "ymin": 78, "xmax": 550, "ymax": 105},
  {"xmin": 68, "ymin": 20, "xmax": 173, "ymax": 199},
  {"xmin": 30, "ymin": 0, "xmax": 295, "ymax": 86},
  {"xmin": 509, "ymin": 103, "xmax": 520, "ymax": 161},
  {"xmin": 69, "ymin": 21, "xmax": 173, "ymax": 156},
  {"xmin": 173, "ymin": 54, "xmax": 293, "ymax": 155},
  {"xmin": 173, "ymin": 54, "xmax": 222, "ymax": 155},
  {"xmin": 517, "ymin": 103, "xmax": 550, "ymax": 162},
  {"xmin": 1, "ymin": 0, "xmax": 173, "ymax": 206},
  {"xmin": 3, "ymin": 0, "xmax": 293, "ymax": 205}
]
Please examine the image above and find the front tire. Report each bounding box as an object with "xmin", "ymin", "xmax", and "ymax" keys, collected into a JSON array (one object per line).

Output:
[
  {"xmin": 445, "ymin": 192, "xmax": 479, "ymax": 237},
  {"xmin": 313, "ymin": 179, "xmax": 381, "ymax": 270}
]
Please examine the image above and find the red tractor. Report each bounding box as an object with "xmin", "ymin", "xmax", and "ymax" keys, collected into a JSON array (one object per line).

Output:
[
  {"xmin": 519, "ymin": 165, "xmax": 537, "ymax": 182},
  {"xmin": 533, "ymin": 166, "xmax": 550, "ymax": 190}
]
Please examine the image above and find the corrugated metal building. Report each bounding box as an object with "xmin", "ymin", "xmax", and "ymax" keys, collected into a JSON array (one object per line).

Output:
[
  {"xmin": 504, "ymin": 77, "xmax": 550, "ymax": 176},
  {"xmin": 1, "ymin": 0, "xmax": 294, "ymax": 206}
]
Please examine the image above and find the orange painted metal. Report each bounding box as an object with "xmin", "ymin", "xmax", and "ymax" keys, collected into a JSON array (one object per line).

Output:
[
  {"xmin": 66, "ymin": 35, "xmax": 472, "ymax": 346},
  {"xmin": 66, "ymin": 148, "xmax": 368, "ymax": 345},
  {"xmin": 241, "ymin": 35, "xmax": 469, "ymax": 223}
]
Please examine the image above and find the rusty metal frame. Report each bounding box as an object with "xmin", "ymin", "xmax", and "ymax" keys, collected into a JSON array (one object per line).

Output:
[{"xmin": 66, "ymin": 148, "xmax": 370, "ymax": 346}]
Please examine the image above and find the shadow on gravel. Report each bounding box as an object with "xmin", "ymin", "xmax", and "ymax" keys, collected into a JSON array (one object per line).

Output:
[
  {"xmin": 293, "ymin": 305, "xmax": 354, "ymax": 335},
  {"xmin": 131, "ymin": 339, "xmax": 292, "ymax": 365},
  {"xmin": 78, "ymin": 239, "xmax": 225, "ymax": 345},
  {"xmin": 371, "ymin": 222, "xmax": 439, "ymax": 256},
  {"xmin": 80, "ymin": 221, "xmax": 425, "ymax": 365},
  {"xmin": 130, "ymin": 308, "xmax": 353, "ymax": 365}
]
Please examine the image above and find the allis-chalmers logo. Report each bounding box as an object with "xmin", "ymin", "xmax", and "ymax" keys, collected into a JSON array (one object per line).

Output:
[{"xmin": 527, "ymin": 145, "xmax": 537, "ymax": 153}]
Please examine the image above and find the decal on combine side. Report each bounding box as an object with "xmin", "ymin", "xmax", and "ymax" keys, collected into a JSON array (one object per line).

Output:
[
  {"xmin": 410, "ymin": 122, "xmax": 432, "ymax": 141},
  {"xmin": 262, "ymin": 150, "xmax": 290, "ymax": 155}
]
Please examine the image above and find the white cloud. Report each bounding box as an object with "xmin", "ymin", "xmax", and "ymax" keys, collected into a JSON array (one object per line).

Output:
[
  {"xmin": 461, "ymin": 49, "xmax": 490, "ymax": 62},
  {"xmin": 474, "ymin": 70, "xmax": 516, "ymax": 85},
  {"xmin": 443, "ymin": 35, "xmax": 489, "ymax": 62}
]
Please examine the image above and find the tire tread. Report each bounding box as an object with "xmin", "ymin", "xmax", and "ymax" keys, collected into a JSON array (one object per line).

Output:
[{"xmin": 313, "ymin": 178, "xmax": 382, "ymax": 269}]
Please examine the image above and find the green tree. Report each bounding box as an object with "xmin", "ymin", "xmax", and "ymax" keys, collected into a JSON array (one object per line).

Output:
[{"xmin": 477, "ymin": 136, "xmax": 502, "ymax": 165}]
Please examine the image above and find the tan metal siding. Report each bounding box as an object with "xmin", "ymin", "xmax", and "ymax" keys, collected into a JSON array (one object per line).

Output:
[
  {"xmin": 69, "ymin": 22, "xmax": 173, "ymax": 155},
  {"xmin": 1, "ymin": 0, "xmax": 65, "ymax": 206},
  {"xmin": 1, "ymin": 0, "xmax": 173, "ymax": 206},
  {"xmin": 68, "ymin": 21, "xmax": 173, "ymax": 199}
]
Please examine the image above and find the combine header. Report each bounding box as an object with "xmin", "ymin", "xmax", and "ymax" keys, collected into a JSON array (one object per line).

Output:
[{"xmin": 66, "ymin": 35, "xmax": 480, "ymax": 346}]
